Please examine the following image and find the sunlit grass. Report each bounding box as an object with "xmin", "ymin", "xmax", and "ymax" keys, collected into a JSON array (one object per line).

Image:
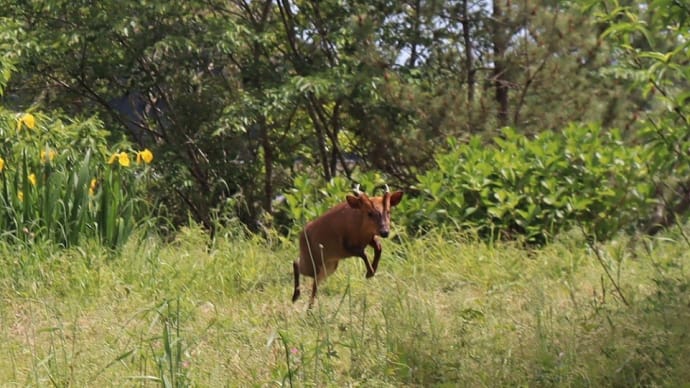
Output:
[{"xmin": 1, "ymin": 225, "xmax": 689, "ymax": 386}]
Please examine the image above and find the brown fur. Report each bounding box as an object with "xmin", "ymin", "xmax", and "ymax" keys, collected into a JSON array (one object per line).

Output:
[{"xmin": 292, "ymin": 191, "xmax": 403, "ymax": 308}]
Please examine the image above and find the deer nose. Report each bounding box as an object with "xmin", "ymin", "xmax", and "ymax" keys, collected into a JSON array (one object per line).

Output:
[{"xmin": 379, "ymin": 230, "xmax": 389, "ymax": 238}]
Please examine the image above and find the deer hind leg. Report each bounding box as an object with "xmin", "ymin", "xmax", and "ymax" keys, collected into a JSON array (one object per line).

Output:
[
  {"xmin": 308, "ymin": 280, "xmax": 317, "ymax": 309},
  {"xmin": 292, "ymin": 260, "xmax": 301, "ymax": 302},
  {"xmin": 308, "ymin": 269, "xmax": 328, "ymax": 309}
]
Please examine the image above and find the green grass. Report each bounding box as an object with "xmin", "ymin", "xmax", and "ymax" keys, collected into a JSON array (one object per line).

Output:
[{"xmin": 0, "ymin": 225, "xmax": 689, "ymax": 387}]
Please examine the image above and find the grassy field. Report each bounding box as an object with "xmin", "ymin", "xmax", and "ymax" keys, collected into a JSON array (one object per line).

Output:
[{"xmin": 1, "ymin": 225, "xmax": 689, "ymax": 387}]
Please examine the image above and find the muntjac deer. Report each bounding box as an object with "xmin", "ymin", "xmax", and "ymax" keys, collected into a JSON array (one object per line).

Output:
[{"xmin": 292, "ymin": 185, "xmax": 403, "ymax": 308}]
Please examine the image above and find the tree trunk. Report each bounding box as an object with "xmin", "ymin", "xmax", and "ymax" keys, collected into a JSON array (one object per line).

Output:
[
  {"xmin": 261, "ymin": 120, "xmax": 274, "ymax": 214},
  {"xmin": 462, "ymin": 0, "xmax": 475, "ymax": 102},
  {"xmin": 408, "ymin": 0, "xmax": 422, "ymax": 67},
  {"xmin": 492, "ymin": 0, "xmax": 509, "ymax": 127},
  {"xmin": 305, "ymin": 96, "xmax": 333, "ymax": 181}
]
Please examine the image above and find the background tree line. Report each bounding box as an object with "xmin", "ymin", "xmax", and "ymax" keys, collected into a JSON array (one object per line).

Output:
[{"xmin": 1, "ymin": 0, "xmax": 688, "ymax": 241}]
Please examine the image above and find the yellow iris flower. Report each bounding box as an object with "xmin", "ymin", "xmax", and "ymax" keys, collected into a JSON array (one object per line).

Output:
[
  {"xmin": 119, "ymin": 152, "xmax": 131, "ymax": 167},
  {"xmin": 89, "ymin": 178, "xmax": 98, "ymax": 196},
  {"xmin": 108, "ymin": 151, "xmax": 131, "ymax": 167},
  {"xmin": 28, "ymin": 173, "xmax": 37, "ymax": 186},
  {"xmin": 0, "ymin": 157, "xmax": 4, "ymax": 172},
  {"xmin": 136, "ymin": 149, "xmax": 154, "ymax": 164},
  {"xmin": 40, "ymin": 149, "xmax": 57, "ymax": 163},
  {"xmin": 17, "ymin": 113, "xmax": 36, "ymax": 131}
]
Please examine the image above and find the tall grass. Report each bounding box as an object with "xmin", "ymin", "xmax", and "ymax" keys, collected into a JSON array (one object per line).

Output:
[{"xmin": 1, "ymin": 224, "xmax": 689, "ymax": 386}]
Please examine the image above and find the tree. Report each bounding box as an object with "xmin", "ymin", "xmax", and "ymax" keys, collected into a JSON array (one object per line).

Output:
[
  {"xmin": 592, "ymin": 0, "xmax": 690, "ymax": 233},
  {"xmin": 1, "ymin": 0, "xmax": 644, "ymax": 232}
]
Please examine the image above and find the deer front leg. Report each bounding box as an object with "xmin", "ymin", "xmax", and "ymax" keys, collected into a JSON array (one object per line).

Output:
[
  {"xmin": 359, "ymin": 251, "xmax": 375, "ymax": 278},
  {"xmin": 345, "ymin": 242, "xmax": 375, "ymax": 278},
  {"xmin": 369, "ymin": 237, "xmax": 382, "ymax": 274}
]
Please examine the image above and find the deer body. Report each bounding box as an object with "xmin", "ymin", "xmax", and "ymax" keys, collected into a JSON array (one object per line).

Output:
[{"xmin": 292, "ymin": 190, "xmax": 403, "ymax": 307}]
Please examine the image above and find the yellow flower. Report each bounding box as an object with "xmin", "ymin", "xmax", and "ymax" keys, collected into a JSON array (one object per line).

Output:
[
  {"xmin": 18, "ymin": 191, "xmax": 23, "ymax": 202},
  {"xmin": 0, "ymin": 157, "xmax": 4, "ymax": 172},
  {"xmin": 89, "ymin": 178, "xmax": 98, "ymax": 196},
  {"xmin": 118, "ymin": 152, "xmax": 131, "ymax": 167},
  {"xmin": 108, "ymin": 151, "xmax": 131, "ymax": 167},
  {"xmin": 17, "ymin": 113, "xmax": 36, "ymax": 131},
  {"xmin": 28, "ymin": 173, "xmax": 37, "ymax": 186},
  {"xmin": 40, "ymin": 149, "xmax": 57, "ymax": 163},
  {"xmin": 136, "ymin": 148, "xmax": 154, "ymax": 164}
]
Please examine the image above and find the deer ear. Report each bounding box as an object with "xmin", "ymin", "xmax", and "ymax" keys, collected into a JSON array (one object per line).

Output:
[
  {"xmin": 389, "ymin": 191, "xmax": 403, "ymax": 207},
  {"xmin": 346, "ymin": 194, "xmax": 361, "ymax": 209}
]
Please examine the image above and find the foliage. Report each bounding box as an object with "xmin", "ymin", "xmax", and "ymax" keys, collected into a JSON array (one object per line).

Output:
[
  {"xmin": 590, "ymin": 0, "xmax": 690, "ymax": 233},
  {"xmin": 1, "ymin": 0, "xmax": 686, "ymax": 246},
  {"xmin": 404, "ymin": 124, "xmax": 655, "ymax": 243},
  {"xmin": 0, "ymin": 0, "xmax": 642, "ymax": 231},
  {"xmin": 0, "ymin": 107, "xmax": 153, "ymax": 248}
]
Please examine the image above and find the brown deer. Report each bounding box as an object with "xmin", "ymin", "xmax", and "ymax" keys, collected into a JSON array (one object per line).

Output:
[{"xmin": 292, "ymin": 185, "xmax": 403, "ymax": 308}]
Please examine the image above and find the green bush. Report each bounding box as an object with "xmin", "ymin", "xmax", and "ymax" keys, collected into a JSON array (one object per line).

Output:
[{"xmin": 401, "ymin": 124, "xmax": 655, "ymax": 243}]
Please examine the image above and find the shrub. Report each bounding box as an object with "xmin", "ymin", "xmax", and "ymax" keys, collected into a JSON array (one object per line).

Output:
[{"xmin": 401, "ymin": 124, "xmax": 655, "ymax": 243}]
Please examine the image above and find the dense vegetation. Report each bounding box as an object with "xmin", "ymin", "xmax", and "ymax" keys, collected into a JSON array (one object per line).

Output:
[
  {"xmin": 2, "ymin": 0, "xmax": 689, "ymax": 242},
  {"xmin": 1, "ymin": 0, "xmax": 690, "ymax": 386}
]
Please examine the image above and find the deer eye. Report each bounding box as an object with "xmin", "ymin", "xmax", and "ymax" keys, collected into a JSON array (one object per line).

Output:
[{"xmin": 368, "ymin": 211, "xmax": 376, "ymax": 218}]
